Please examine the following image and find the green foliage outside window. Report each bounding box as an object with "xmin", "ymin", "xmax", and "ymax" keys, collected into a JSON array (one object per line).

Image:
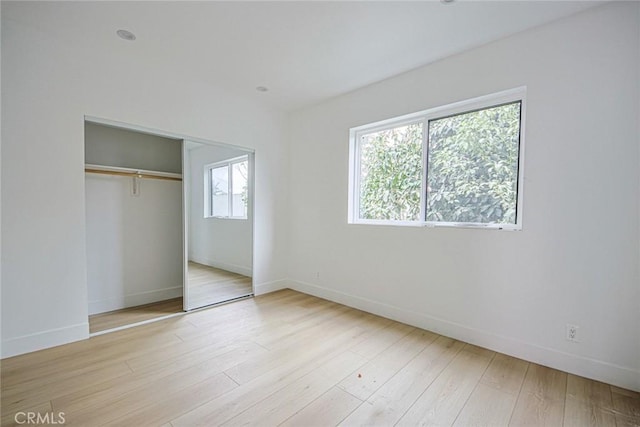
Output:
[
  {"xmin": 357, "ymin": 102, "xmax": 521, "ymax": 224},
  {"xmin": 359, "ymin": 123, "xmax": 423, "ymax": 221},
  {"xmin": 427, "ymin": 102, "xmax": 520, "ymax": 224}
]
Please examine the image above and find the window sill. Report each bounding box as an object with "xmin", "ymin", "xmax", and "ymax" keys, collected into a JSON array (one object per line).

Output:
[
  {"xmin": 205, "ymin": 216, "xmax": 248, "ymax": 221},
  {"xmin": 348, "ymin": 220, "xmax": 521, "ymax": 231}
]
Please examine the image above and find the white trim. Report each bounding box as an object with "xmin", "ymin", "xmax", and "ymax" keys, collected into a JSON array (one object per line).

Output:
[
  {"xmin": 349, "ymin": 220, "xmax": 520, "ymax": 231},
  {"xmin": 248, "ymin": 151, "xmax": 256, "ymax": 296},
  {"xmin": 2, "ymin": 323, "xmax": 89, "ymax": 358},
  {"xmin": 354, "ymin": 117, "xmax": 425, "ymax": 140},
  {"xmin": 350, "ymin": 219, "xmax": 424, "ymax": 227},
  {"xmin": 420, "ymin": 118, "xmax": 428, "ymax": 222},
  {"xmin": 348, "ymin": 87, "xmax": 527, "ymax": 230},
  {"xmin": 182, "ymin": 141, "xmax": 190, "ymax": 311},
  {"xmin": 88, "ymin": 286, "xmax": 183, "ymax": 315},
  {"xmin": 205, "ymin": 155, "xmax": 250, "ymax": 169},
  {"xmin": 287, "ymin": 280, "xmax": 640, "ymax": 392},
  {"xmin": 515, "ymin": 95, "xmax": 527, "ymax": 229},
  {"xmin": 347, "ymin": 129, "xmax": 358, "ymax": 223},
  {"xmin": 424, "ymin": 221, "xmax": 521, "ymax": 231}
]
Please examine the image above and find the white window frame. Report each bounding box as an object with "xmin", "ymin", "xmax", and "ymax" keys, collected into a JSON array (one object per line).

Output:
[
  {"xmin": 348, "ymin": 87, "xmax": 526, "ymax": 230},
  {"xmin": 204, "ymin": 155, "xmax": 249, "ymax": 220}
]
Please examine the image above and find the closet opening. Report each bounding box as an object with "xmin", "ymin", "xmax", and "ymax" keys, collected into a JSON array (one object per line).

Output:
[{"xmin": 84, "ymin": 118, "xmax": 255, "ymax": 334}]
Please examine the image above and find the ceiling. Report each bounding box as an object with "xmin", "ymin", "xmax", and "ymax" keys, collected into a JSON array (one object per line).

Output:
[{"xmin": 3, "ymin": 1, "xmax": 602, "ymax": 112}]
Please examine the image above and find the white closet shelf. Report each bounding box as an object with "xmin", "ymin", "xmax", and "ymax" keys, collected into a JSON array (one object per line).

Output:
[{"xmin": 84, "ymin": 164, "xmax": 182, "ymax": 181}]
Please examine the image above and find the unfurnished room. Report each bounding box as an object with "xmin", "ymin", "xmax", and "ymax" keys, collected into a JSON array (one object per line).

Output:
[{"xmin": 1, "ymin": 1, "xmax": 639, "ymax": 426}]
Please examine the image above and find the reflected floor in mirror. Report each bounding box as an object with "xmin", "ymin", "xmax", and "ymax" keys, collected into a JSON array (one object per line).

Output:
[{"xmin": 187, "ymin": 261, "xmax": 252, "ymax": 309}]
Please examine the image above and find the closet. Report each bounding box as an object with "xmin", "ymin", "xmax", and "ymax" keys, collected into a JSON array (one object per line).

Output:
[{"xmin": 84, "ymin": 121, "xmax": 184, "ymax": 332}]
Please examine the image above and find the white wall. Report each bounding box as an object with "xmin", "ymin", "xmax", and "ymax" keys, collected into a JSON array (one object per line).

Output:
[
  {"xmin": 1, "ymin": 5, "xmax": 289, "ymax": 357},
  {"xmin": 188, "ymin": 144, "xmax": 253, "ymax": 277},
  {"xmin": 288, "ymin": 3, "xmax": 640, "ymax": 391},
  {"xmin": 85, "ymin": 175, "xmax": 183, "ymax": 314}
]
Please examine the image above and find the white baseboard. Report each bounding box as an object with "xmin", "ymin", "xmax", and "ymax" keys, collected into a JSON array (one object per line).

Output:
[
  {"xmin": 254, "ymin": 279, "xmax": 288, "ymax": 296},
  {"xmin": 288, "ymin": 279, "xmax": 640, "ymax": 392},
  {"xmin": 189, "ymin": 257, "xmax": 252, "ymax": 278},
  {"xmin": 88, "ymin": 286, "xmax": 183, "ymax": 315},
  {"xmin": 2, "ymin": 323, "xmax": 89, "ymax": 359}
]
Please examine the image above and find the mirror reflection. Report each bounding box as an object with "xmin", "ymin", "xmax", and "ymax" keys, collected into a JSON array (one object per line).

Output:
[{"xmin": 184, "ymin": 141, "xmax": 253, "ymax": 310}]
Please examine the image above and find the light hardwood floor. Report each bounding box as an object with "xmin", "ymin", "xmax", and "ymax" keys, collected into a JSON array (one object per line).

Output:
[{"xmin": 2, "ymin": 290, "xmax": 639, "ymax": 426}]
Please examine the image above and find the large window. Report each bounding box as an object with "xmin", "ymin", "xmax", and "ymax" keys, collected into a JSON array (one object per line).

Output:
[
  {"xmin": 349, "ymin": 87, "xmax": 525, "ymax": 229},
  {"xmin": 205, "ymin": 156, "xmax": 248, "ymax": 219}
]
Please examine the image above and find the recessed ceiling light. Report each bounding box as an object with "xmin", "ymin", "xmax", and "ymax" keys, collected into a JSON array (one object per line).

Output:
[
  {"xmin": 116, "ymin": 29, "xmax": 136, "ymax": 41},
  {"xmin": 256, "ymin": 86, "xmax": 269, "ymax": 92}
]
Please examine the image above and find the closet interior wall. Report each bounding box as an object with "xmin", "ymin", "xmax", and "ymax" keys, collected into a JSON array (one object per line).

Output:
[{"xmin": 84, "ymin": 122, "xmax": 183, "ymax": 315}]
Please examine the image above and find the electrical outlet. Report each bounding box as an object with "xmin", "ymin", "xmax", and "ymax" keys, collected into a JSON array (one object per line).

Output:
[
  {"xmin": 566, "ymin": 324, "xmax": 579, "ymax": 342},
  {"xmin": 315, "ymin": 271, "xmax": 320, "ymax": 280}
]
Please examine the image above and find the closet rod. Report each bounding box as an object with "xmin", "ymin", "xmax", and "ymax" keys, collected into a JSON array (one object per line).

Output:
[{"xmin": 84, "ymin": 165, "xmax": 182, "ymax": 182}]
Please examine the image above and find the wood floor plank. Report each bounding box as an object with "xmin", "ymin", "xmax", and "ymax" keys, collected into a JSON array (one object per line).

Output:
[
  {"xmin": 51, "ymin": 341, "xmax": 265, "ymax": 415},
  {"xmin": 615, "ymin": 414, "xmax": 640, "ymax": 427},
  {"xmin": 280, "ymin": 387, "xmax": 362, "ymax": 427},
  {"xmin": 170, "ymin": 350, "xmax": 367, "ymax": 426},
  {"xmin": 1, "ymin": 400, "xmax": 52, "ymax": 427},
  {"xmin": 220, "ymin": 351, "xmax": 367, "ymax": 426},
  {"xmin": 566, "ymin": 374, "xmax": 613, "ymax": 409},
  {"xmin": 563, "ymin": 396, "xmax": 617, "ymax": 427},
  {"xmin": 223, "ymin": 310, "xmax": 369, "ymax": 385},
  {"xmin": 60, "ymin": 354, "xmax": 241, "ymax": 426},
  {"xmin": 337, "ymin": 328, "xmax": 438, "ymax": 401},
  {"xmin": 480, "ymin": 352, "xmax": 529, "ymax": 395},
  {"xmin": 124, "ymin": 333, "xmax": 249, "ymax": 373},
  {"xmin": 453, "ymin": 382, "xmax": 517, "ymax": 427},
  {"xmin": 612, "ymin": 386, "xmax": 640, "ymax": 399},
  {"xmin": 253, "ymin": 303, "xmax": 353, "ymax": 350},
  {"xmin": 612, "ymin": 387, "xmax": 640, "ymax": 419},
  {"xmin": 106, "ymin": 372, "xmax": 238, "ymax": 426},
  {"xmin": 340, "ymin": 336, "xmax": 465, "ymax": 426},
  {"xmin": 509, "ymin": 391, "xmax": 565, "ymax": 426},
  {"xmin": 395, "ymin": 347, "xmax": 495, "ymax": 426},
  {"xmin": 348, "ymin": 320, "xmax": 414, "ymax": 360},
  {"xmin": 2, "ymin": 360, "xmax": 132, "ymax": 416},
  {"xmin": 220, "ymin": 310, "xmax": 390, "ymax": 388},
  {"xmin": 509, "ymin": 364, "xmax": 567, "ymax": 426},
  {"xmin": 518, "ymin": 363, "xmax": 567, "ymax": 402}
]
